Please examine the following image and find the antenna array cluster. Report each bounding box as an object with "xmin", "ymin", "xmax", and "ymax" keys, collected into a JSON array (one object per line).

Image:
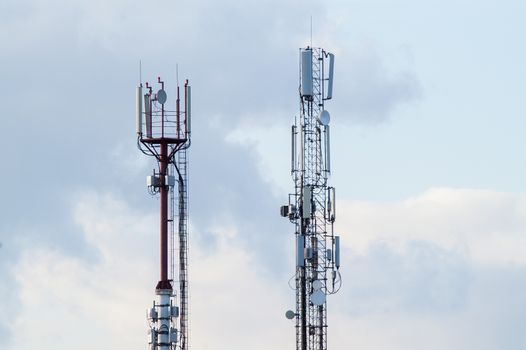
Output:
[{"xmin": 281, "ymin": 47, "xmax": 342, "ymax": 350}]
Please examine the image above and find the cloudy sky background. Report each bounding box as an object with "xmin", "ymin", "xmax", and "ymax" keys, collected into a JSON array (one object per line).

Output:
[{"xmin": 1, "ymin": 0, "xmax": 525, "ymax": 349}]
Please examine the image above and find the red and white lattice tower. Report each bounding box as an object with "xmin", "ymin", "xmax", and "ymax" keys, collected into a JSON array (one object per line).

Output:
[{"xmin": 136, "ymin": 77, "xmax": 191, "ymax": 350}]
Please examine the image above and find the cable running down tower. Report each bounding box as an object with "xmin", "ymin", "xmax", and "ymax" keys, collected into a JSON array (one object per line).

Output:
[{"xmin": 281, "ymin": 47, "xmax": 342, "ymax": 350}]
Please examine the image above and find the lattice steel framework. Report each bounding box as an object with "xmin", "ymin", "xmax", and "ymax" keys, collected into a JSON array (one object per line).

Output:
[{"xmin": 282, "ymin": 47, "xmax": 341, "ymax": 350}]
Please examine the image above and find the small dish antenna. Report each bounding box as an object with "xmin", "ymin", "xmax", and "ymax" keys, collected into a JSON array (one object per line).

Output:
[
  {"xmin": 285, "ymin": 310, "xmax": 296, "ymax": 320},
  {"xmin": 312, "ymin": 279, "xmax": 323, "ymax": 291},
  {"xmin": 310, "ymin": 290, "xmax": 326, "ymax": 306},
  {"xmin": 157, "ymin": 89, "xmax": 167, "ymax": 104},
  {"xmin": 318, "ymin": 110, "xmax": 330, "ymax": 126}
]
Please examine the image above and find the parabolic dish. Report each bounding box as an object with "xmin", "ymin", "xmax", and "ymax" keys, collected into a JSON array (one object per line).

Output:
[
  {"xmin": 318, "ymin": 110, "xmax": 330, "ymax": 126},
  {"xmin": 285, "ymin": 310, "xmax": 296, "ymax": 320},
  {"xmin": 310, "ymin": 290, "xmax": 326, "ymax": 306},
  {"xmin": 312, "ymin": 279, "xmax": 323, "ymax": 291},
  {"xmin": 157, "ymin": 89, "xmax": 167, "ymax": 104}
]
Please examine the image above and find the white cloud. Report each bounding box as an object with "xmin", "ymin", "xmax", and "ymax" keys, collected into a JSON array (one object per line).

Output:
[
  {"xmin": 6, "ymin": 191, "xmax": 292, "ymax": 350},
  {"xmin": 330, "ymin": 188, "xmax": 526, "ymax": 350},
  {"xmin": 6, "ymin": 187, "xmax": 526, "ymax": 350},
  {"xmin": 337, "ymin": 187, "xmax": 526, "ymax": 265},
  {"xmin": 190, "ymin": 221, "xmax": 293, "ymax": 350},
  {"xmin": 333, "ymin": 42, "xmax": 422, "ymax": 124},
  {"xmin": 8, "ymin": 192, "xmax": 156, "ymax": 350}
]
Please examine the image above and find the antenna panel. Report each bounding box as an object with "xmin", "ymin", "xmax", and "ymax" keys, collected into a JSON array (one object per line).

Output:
[
  {"xmin": 324, "ymin": 125, "xmax": 330, "ymax": 173},
  {"xmin": 144, "ymin": 94, "xmax": 152, "ymax": 138},
  {"xmin": 296, "ymin": 234, "xmax": 305, "ymax": 267},
  {"xmin": 326, "ymin": 53, "xmax": 335, "ymax": 99},
  {"xmin": 136, "ymin": 86, "xmax": 143, "ymax": 135},
  {"xmin": 335, "ymin": 236, "xmax": 340, "ymax": 269},
  {"xmin": 185, "ymin": 85, "xmax": 191, "ymax": 134},
  {"xmin": 301, "ymin": 49, "xmax": 313, "ymax": 97}
]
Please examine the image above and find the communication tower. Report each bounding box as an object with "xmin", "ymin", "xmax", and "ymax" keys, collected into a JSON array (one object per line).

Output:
[
  {"xmin": 136, "ymin": 76, "xmax": 192, "ymax": 350},
  {"xmin": 281, "ymin": 47, "xmax": 342, "ymax": 350}
]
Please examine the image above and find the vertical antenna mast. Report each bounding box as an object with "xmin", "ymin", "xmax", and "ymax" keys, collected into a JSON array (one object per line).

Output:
[
  {"xmin": 139, "ymin": 60, "xmax": 143, "ymax": 85},
  {"xmin": 136, "ymin": 74, "xmax": 192, "ymax": 350},
  {"xmin": 310, "ymin": 17, "xmax": 313, "ymax": 48},
  {"xmin": 281, "ymin": 46, "xmax": 341, "ymax": 350}
]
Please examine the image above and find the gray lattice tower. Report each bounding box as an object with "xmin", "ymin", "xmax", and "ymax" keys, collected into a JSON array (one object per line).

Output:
[{"xmin": 282, "ymin": 47, "xmax": 341, "ymax": 350}]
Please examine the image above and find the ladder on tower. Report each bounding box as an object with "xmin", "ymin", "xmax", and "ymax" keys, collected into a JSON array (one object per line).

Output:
[{"xmin": 177, "ymin": 147, "xmax": 189, "ymax": 350}]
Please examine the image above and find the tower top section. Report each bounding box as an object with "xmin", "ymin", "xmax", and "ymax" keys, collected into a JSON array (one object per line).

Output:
[
  {"xmin": 136, "ymin": 77, "xmax": 191, "ymax": 150},
  {"xmin": 299, "ymin": 47, "xmax": 335, "ymax": 102}
]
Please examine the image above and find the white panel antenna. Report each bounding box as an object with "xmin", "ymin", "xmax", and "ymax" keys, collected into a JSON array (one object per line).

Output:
[
  {"xmin": 301, "ymin": 49, "xmax": 313, "ymax": 98},
  {"xmin": 136, "ymin": 86, "xmax": 143, "ymax": 135},
  {"xmin": 326, "ymin": 53, "xmax": 335, "ymax": 100}
]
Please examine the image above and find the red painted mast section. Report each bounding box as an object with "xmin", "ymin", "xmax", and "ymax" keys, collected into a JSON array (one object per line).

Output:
[
  {"xmin": 156, "ymin": 142, "xmax": 171, "ymax": 291},
  {"xmin": 140, "ymin": 77, "xmax": 188, "ymax": 292}
]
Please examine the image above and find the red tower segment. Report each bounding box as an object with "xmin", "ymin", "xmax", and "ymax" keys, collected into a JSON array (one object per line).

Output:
[
  {"xmin": 137, "ymin": 78, "xmax": 190, "ymax": 292},
  {"xmin": 137, "ymin": 77, "xmax": 192, "ymax": 350}
]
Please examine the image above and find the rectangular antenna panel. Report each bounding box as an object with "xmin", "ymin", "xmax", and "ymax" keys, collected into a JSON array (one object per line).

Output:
[
  {"xmin": 325, "ymin": 125, "xmax": 331, "ymax": 173},
  {"xmin": 291, "ymin": 125, "xmax": 296, "ymax": 172},
  {"xmin": 144, "ymin": 94, "xmax": 152, "ymax": 138},
  {"xmin": 326, "ymin": 187, "xmax": 336, "ymax": 222},
  {"xmin": 326, "ymin": 53, "xmax": 335, "ymax": 99},
  {"xmin": 335, "ymin": 236, "xmax": 340, "ymax": 269},
  {"xmin": 331, "ymin": 187, "xmax": 336, "ymax": 221},
  {"xmin": 136, "ymin": 86, "xmax": 143, "ymax": 135},
  {"xmin": 302, "ymin": 186, "xmax": 312, "ymax": 218},
  {"xmin": 300, "ymin": 124, "xmax": 305, "ymax": 172},
  {"xmin": 305, "ymin": 247, "xmax": 313, "ymax": 261},
  {"xmin": 296, "ymin": 234, "xmax": 305, "ymax": 267},
  {"xmin": 326, "ymin": 249, "xmax": 333, "ymax": 261},
  {"xmin": 301, "ymin": 49, "xmax": 313, "ymax": 97},
  {"xmin": 316, "ymin": 127, "xmax": 322, "ymax": 175},
  {"xmin": 186, "ymin": 85, "xmax": 191, "ymax": 134}
]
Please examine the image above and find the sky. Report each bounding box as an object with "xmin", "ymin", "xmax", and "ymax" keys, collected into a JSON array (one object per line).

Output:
[{"xmin": 0, "ymin": 0, "xmax": 525, "ymax": 349}]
